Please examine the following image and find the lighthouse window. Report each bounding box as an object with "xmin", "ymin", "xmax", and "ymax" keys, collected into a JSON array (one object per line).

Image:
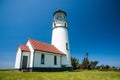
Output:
[
  {"xmin": 65, "ymin": 23, "xmax": 66, "ymax": 27},
  {"xmin": 41, "ymin": 54, "xmax": 45, "ymax": 64},
  {"xmin": 56, "ymin": 14, "xmax": 63, "ymax": 20},
  {"xmin": 66, "ymin": 43, "xmax": 69, "ymax": 50}
]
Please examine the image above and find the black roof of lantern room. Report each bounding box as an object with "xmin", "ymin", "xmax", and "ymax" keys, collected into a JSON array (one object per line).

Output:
[{"xmin": 53, "ymin": 9, "xmax": 67, "ymax": 16}]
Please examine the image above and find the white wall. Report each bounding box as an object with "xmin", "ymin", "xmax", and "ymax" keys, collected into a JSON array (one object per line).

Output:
[
  {"xmin": 15, "ymin": 48, "xmax": 21, "ymax": 69},
  {"xmin": 51, "ymin": 26, "xmax": 71, "ymax": 66},
  {"xmin": 33, "ymin": 51, "xmax": 61, "ymax": 68},
  {"xmin": 26, "ymin": 40, "xmax": 34, "ymax": 68},
  {"xmin": 15, "ymin": 47, "xmax": 30, "ymax": 69}
]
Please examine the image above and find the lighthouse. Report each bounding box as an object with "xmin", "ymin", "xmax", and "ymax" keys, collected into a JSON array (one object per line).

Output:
[
  {"xmin": 52, "ymin": 10, "xmax": 71, "ymax": 67},
  {"xmin": 15, "ymin": 9, "xmax": 72, "ymax": 72}
]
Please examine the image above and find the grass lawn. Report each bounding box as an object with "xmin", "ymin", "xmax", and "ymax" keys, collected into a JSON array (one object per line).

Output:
[{"xmin": 0, "ymin": 70, "xmax": 120, "ymax": 80}]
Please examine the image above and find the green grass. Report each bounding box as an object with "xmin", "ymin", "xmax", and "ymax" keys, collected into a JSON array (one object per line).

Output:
[{"xmin": 0, "ymin": 70, "xmax": 120, "ymax": 80}]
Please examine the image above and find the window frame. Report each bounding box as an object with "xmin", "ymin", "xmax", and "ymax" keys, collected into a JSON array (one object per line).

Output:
[
  {"xmin": 54, "ymin": 56, "xmax": 57, "ymax": 65},
  {"xmin": 66, "ymin": 43, "xmax": 69, "ymax": 50},
  {"xmin": 41, "ymin": 54, "xmax": 45, "ymax": 64}
]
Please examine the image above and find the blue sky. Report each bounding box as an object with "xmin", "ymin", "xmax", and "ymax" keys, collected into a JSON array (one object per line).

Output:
[{"xmin": 0, "ymin": 0, "xmax": 120, "ymax": 68}]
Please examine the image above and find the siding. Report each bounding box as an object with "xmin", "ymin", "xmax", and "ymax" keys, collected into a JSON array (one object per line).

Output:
[
  {"xmin": 15, "ymin": 48, "xmax": 21, "ymax": 69},
  {"xmin": 26, "ymin": 40, "xmax": 34, "ymax": 68},
  {"xmin": 34, "ymin": 51, "xmax": 61, "ymax": 68},
  {"xmin": 15, "ymin": 47, "xmax": 30, "ymax": 69}
]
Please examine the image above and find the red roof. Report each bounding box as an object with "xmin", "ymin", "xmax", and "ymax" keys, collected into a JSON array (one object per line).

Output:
[
  {"xmin": 28, "ymin": 39, "xmax": 64, "ymax": 55},
  {"xmin": 19, "ymin": 44, "xmax": 30, "ymax": 52}
]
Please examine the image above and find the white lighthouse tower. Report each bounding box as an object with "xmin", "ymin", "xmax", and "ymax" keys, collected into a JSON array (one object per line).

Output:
[{"xmin": 52, "ymin": 10, "xmax": 71, "ymax": 67}]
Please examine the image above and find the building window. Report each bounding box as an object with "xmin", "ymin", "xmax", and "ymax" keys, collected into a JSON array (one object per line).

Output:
[
  {"xmin": 41, "ymin": 54, "xmax": 45, "ymax": 64},
  {"xmin": 54, "ymin": 56, "xmax": 57, "ymax": 65},
  {"xmin": 66, "ymin": 43, "xmax": 69, "ymax": 50}
]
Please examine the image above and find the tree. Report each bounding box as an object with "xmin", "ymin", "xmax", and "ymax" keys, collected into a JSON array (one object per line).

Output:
[
  {"xmin": 80, "ymin": 53, "xmax": 90, "ymax": 69},
  {"xmin": 71, "ymin": 57, "xmax": 79, "ymax": 70},
  {"xmin": 89, "ymin": 61, "xmax": 98, "ymax": 69},
  {"xmin": 105, "ymin": 65, "xmax": 110, "ymax": 70},
  {"xmin": 80, "ymin": 53, "xmax": 98, "ymax": 70},
  {"xmin": 71, "ymin": 52, "xmax": 99, "ymax": 70},
  {"xmin": 80, "ymin": 58, "xmax": 89, "ymax": 69}
]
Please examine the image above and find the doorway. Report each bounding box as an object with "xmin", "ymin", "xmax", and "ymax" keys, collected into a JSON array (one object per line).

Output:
[{"xmin": 22, "ymin": 56, "xmax": 28, "ymax": 69}]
